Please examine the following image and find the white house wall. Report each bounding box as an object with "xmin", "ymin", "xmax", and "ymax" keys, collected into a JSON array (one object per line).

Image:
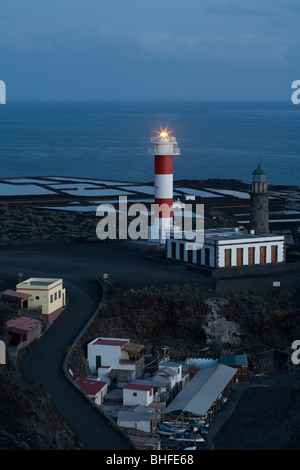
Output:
[
  {"xmin": 0, "ymin": 340, "xmax": 5, "ymax": 364},
  {"xmin": 158, "ymin": 364, "xmax": 183, "ymax": 383},
  {"xmin": 94, "ymin": 383, "xmax": 108, "ymax": 405},
  {"xmin": 123, "ymin": 389, "xmax": 153, "ymax": 407},
  {"xmin": 167, "ymin": 239, "xmax": 215, "ymax": 267},
  {"xmin": 87, "ymin": 343, "xmax": 122, "ymax": 371},
  {"xmin": 117, "ymin": 419, "xmax": 151, "ymax": 433}
]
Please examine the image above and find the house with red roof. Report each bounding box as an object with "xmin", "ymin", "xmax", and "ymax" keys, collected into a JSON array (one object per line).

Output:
[
  {"xmin": 76, "ymin": 378, "xmax": 108, "ymax": 405},
  {"xmin": 122, "ymin": 382, "xmax": 154, "ymax": 407},
  {"xmin": 6, "ymin": 316, "xmax": 42, "ymax": 352},
  {"xmin": 1, "ymin": 289, "xmax": 32, "ymax": 309}
]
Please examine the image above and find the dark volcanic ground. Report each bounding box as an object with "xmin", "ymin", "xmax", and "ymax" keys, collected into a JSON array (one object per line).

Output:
[
  {"xmin": 0, "ymin": 363, "xmax": 80, "ymax": 450},
  {"xmin": 213, "ymin": 371, "xmax": 300, "ymax": 450}
]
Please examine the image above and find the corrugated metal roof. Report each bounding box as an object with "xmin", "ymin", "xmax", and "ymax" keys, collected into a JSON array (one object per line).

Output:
[
  {"xmin": 165, "ymin": 364, "xmax": 237, "ymax": 416},
  {"xmin": 157, "ymin": 366, "xmax": 177, "ymax": 377},
  {"xmin": 151, "ymin": 375, "xmax": 169, "ymax": 385},
  {"xmin": 118, "ymin": 411, "xmax": 156, "ymax": 422}
]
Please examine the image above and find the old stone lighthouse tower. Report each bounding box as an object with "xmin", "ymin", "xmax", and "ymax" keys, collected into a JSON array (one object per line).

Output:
[{"xmin": 249, "ymin": 162, "xmax": 269, "ymax": 234}]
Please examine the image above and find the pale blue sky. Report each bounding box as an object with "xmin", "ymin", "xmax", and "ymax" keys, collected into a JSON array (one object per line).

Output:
[{"xmin": 1, "ymin": 0, "xmax": 299, "ymax": 100}]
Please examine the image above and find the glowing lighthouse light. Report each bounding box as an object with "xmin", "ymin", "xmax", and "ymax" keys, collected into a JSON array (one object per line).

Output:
[
  {"xmin": 159, "ymin": 129, "xmax": 168, "ymax": 139},
  {"xmin": 148, "ymin": 129, "xmax": 180, "ymax": 243}
]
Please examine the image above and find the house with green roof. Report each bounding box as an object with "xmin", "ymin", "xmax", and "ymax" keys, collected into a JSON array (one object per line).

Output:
[{"xmin": 219, "ymin": 353, "xmax": 249, "ymax": 382}]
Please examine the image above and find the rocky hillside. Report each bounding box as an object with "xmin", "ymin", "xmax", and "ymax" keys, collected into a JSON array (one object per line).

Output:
[
  {"xmin": 0, "ymin": 362, "xmax": 81, "ymax": 450},
  {"xmin": 68, "ymin": 284, "xmax": 300, "ymax": 375}
]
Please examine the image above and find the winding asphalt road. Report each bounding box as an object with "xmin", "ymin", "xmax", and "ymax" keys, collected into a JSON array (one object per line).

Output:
[{"xmin": 0, "ymin": 240, "xmax": 211, "ymax": 450}]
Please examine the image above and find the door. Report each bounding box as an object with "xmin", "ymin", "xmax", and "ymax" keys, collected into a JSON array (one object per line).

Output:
[
  {"xmin": 236, "ymin": 248, "xmax": 243, "ymax": 266},
  {"xmin": 260, "ymin": 246, "xmax": 266, "ymax": 264},
  {"xmin": 248, "ymin": 247, "xmax": 255, "ymax": 265},
  {"xmin": 179, "ymin": 243, "xmax": 184, "ymax": 261},
  {"xmin": 171, "ymin": 242, "xmax": 176, "ymax": 259},
  {"xmin": 96, "ymin": 356, "xmax": 101, "ymax": 368},
  {"xmin": 205, "ymin": 248, "xmax": 210, "ymax": 266},
  {"xmin": 197, "ymin": 248, "xmax": 201, "ymax": 265},
  {"xmin": 188, "ymin": 248, "xmax": 193, "ymax": 264},
  {"xmin": 271, "ymin": 245, "xmax": 278, "ymax": 263},
  {"xmin": 225, "ymin": 249, "xmax": 231, "ymax": 267}
]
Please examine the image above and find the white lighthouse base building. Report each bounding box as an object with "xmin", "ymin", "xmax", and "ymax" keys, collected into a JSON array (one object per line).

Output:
[
  {"xmin": 167, "ymin": 228, "xmax": 285, "ymax": 268},
  {"xmin": 148, "ymin": 218, "xmax": 173, "ymax": 245}
]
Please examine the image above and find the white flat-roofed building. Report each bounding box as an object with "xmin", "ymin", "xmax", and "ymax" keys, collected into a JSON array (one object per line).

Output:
[
  {"xmin": 117, "ymin": 406, "xmax": 158, "ymax": 434},
  {"xmin": 123, "ymin": 382, "xmax": 154, "ymax": 407},
  {"xmin": 158, "ymin": 361, "xmax": 182, "ymax": 383},
  {"xmin": 88, "ymin": 337, "xmax": 130, "ymax": 371},
  {"xmin": 167, "ymin": 227, "xmax": 285, "ymax": 268},
  {"xmin": 87, "ymin": 337, "xmax": 145, "ymax": 380},
  {"xmin": 153, "ymin": 367, "xmax": 177, "ymax": 390}
]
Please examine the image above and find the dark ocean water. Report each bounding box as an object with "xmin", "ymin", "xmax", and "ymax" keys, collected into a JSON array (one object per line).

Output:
[{"xmin": 0, "ymin": 100, "xmax": 299, "ymax": 186}]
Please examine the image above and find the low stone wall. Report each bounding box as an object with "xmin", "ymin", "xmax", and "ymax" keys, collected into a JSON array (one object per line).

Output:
[
  {"xmin": 216, "ymin": 277, "xmax": 300, "ymax": 292},
  {"xmin": 248, "ymin": 349, "xmax": 291, "ymax": 375},
  {"xmin": 248, "ymin": 350, "xmax": 276, "ymax": 374},
  {"xmin": 187, "ymin": 260, "xmax": 300, "ymax": 279}
]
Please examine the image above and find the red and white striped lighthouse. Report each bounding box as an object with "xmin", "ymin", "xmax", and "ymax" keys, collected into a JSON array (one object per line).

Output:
[{"xmin": 149, "ymin": 130, "xmax": 180, "ymax": 243}]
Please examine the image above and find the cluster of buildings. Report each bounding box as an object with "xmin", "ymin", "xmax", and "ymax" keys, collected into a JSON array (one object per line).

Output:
[
  {"xmin": 0, "ymin": 277, "xmax": 66, "ymax": 356},
  {"xmin": 75, "ymin": 134, "xmax": 292, "ymax": 449},
  {"xmin": 0, "ymin": 132, "xmax": 296, "ymax": 450},
  {"xmin": 75, "ymin": 335, "xmax": 249, "ymax": 449},
  {"xmin": 149, "ymin": 131, "xmax": 287, "ymax": 273}
]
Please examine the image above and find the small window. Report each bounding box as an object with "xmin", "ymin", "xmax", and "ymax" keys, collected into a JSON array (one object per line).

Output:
[
  {"xmin": 50, "ymin": 295, "xmax": 53, "ymax": 303},
  {"xmin": 58, "ymin": 290, "xmax": 61, "ymax": 299},
  {"xmin": 133, "ymin": 392, "xmax": 137, "ymax": 397},
  {"xmin": 54, "ymin": 292, "xmax": 57, "ymax": 301},
  {"xmin": 36, "ymin": 296, "xmax": 39, "ymax": 300}
]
